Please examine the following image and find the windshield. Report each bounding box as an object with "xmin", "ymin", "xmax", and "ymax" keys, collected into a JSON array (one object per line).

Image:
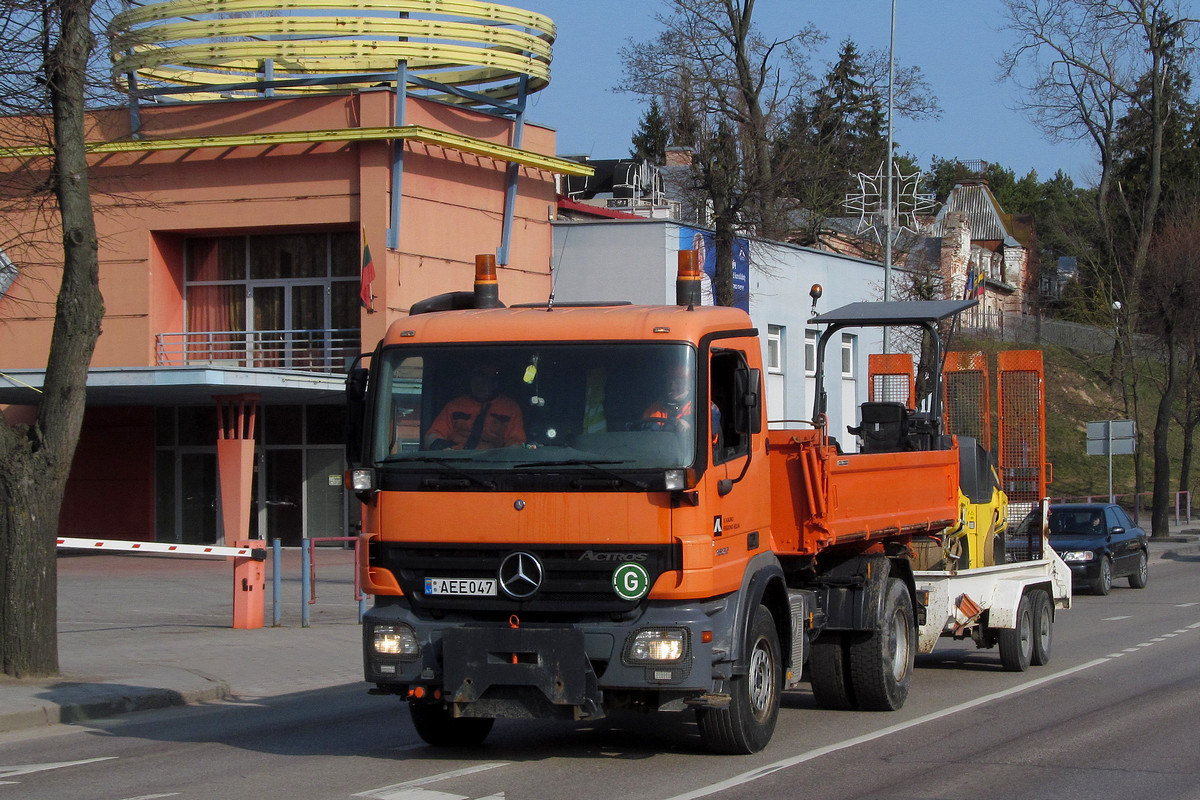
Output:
[{"xmin": 369, "ymin": 343, "xmax": 698, "ymax": 472}]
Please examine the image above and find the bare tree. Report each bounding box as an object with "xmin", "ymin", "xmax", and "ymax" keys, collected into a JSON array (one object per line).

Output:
[
  {"xmin": 999, "ymin": 0, "xmax": 1199, "ymax": 521},
  {"xmin": 1142, "ymin": 209, "xmax": 1200, "ymax": 535},
  {"xmin": 0, "ymin": 0, "xmax": 104, "ymax": 677},
  {"xmin": 619, "ymin": 0, "xmax": 822, "ymax": 304}
]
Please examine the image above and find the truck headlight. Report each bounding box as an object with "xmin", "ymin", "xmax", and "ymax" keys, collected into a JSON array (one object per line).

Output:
[
  {"xmin": 373, "ymin": 623, "xmax": 419, "ymax": 659},
  {"xmin": 625, "ymin": 628, "xmax": 688, "ymax": 664},
  {"xmin": 349, "ymin": 468, "xmax": 376, "ymax": 492},
  {"xmin": 1059, "ymin": 550, "xmax": 1094, "ymax": 562}
]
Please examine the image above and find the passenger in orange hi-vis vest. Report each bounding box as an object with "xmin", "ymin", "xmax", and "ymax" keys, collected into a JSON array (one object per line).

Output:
[{"xmin": 425, "ymin": 364, "xmax": 526, "ymax": 450}]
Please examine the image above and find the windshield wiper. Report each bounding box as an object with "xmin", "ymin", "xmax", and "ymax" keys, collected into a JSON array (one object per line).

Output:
[
  {"xmin": 513, "ymin": 459, "xmax": 648, "ymax": 490},
  {"xmin": 381, "ymin": 455, "xmax": 497, "ymax": 491}
]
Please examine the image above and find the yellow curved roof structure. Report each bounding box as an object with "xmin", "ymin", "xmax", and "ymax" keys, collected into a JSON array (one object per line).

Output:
[{"xmin": 108, "ymin": 0, "xmax": 556, "ymax": 104}]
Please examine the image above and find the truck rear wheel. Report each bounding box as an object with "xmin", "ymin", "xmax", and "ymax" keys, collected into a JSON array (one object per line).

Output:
[
  {"xmin": 998, "ymin": 593, "xmax": 1033, "ymax": 672},
  {"xmin": 408, "ymin": 699, "xmax": 495, "ymax": 747},
  {"xmin": 809, "ymin": 633, "xmax": 856, "ymax": 710},
  {"xmin": 697, "ymin": 605, "xmax": 781, "ymax": 754},
  {"xmin": 849, "ymin": 578, "xmax": 914, "ymax": 711}
]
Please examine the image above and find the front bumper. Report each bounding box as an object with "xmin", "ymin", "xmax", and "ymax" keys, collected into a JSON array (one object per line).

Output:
[{"xmin": 363, "ymin": 599, "xmax": 727, "ymax": 719}]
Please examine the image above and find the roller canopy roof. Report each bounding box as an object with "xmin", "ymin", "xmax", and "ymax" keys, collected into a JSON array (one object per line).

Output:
[{"xmin": 808, "ymin": 299, "xmax": 977, "ymax": 327}]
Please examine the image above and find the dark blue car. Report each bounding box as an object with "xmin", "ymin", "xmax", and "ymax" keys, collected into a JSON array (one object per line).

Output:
[{"xmin": 1047, "ymin": 503, "xmax": 1149, "ymax": 595}]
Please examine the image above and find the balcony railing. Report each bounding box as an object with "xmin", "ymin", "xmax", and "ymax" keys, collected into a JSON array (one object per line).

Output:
[{"xmin": 156, "ymin": 329, "xmax": 361, "ymax": 374}]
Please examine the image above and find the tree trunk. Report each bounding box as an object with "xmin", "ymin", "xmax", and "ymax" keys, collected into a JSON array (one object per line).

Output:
[
  {"xmin": 0, "ymin": 0, "xmax": 102, "ymax": 678},
  {"xmin": 1151, "ymin": 337, "xmax": 1178, "ymax": 538}
]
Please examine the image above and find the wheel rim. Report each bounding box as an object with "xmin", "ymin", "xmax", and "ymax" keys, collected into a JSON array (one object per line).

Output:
[
  {"xmin": 1019, "ymin": 606, "xmax": 1033, "ymax": 659},
  {"xmin": 1100, "ymin": 558, "xmax": 1112, "ymax": 591},
  {"xmin": 888, "ymin": 608, "xmax": 912, "ymax": 682},
  {"xmin": 1037, "ymin": 600, "xmax": 1051, "ymax": 651},
  {"xmin": 747, "ymin": 638, "xmax": 776, "ymax": 722},
  {"xmin": 1137, "ymin": 553, "xmax": 1148, "ymax": 582}
]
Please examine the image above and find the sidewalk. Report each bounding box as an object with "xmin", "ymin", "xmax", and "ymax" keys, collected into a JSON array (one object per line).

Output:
[
  {"xmin": 1, "ymin": 531, "xmax": 1198, "ymax": 735},
  {"xmin": 0, "ymin": 547, "xmax": 365, "ymax": 733}
]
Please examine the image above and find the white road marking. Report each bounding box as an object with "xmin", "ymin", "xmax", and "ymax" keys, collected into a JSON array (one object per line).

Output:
[
  {"xmin": 364, "ymin": 791, "xmax": 465, "ymax": 800},
  {"xmin": 119, "ymin": 794, "xmax": 181, "ymax": 800},
  {"xmin": 1103, "ymin": 615, "xmax": 1132, "ymax": 621},
  {"xmin": 0, "ymin": 757, "xmax": 117, "ymax": 779},
  {"xmin": 1178, "ymin": 603, "xmax": 1198, "ymax": 608},
  {"xmin": 659, "ymin": 658, "xmax": 1116, "ymax": 800},
  {"xmin": 1106, "ymin": 652, "xmax": 1126, "ymax": 658},
  {"xmin": 354, "ymin": 764, "xmax": 509, "ymax": 800}
]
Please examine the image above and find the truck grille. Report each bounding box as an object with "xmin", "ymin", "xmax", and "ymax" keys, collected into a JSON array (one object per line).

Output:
[{"xmin": 370, "ymin": 542, "xmax": 682, "ymax": 617}]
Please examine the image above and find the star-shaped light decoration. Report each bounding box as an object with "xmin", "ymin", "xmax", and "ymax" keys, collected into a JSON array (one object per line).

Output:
[{"xmin": 844, "ymin": 161, "xmax": 936, "ymax": 242}]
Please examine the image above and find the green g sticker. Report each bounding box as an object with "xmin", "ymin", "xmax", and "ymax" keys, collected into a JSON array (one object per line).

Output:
[{"xmin": 612, "ymin": 563, "xmax": 650, "ymax": 601}]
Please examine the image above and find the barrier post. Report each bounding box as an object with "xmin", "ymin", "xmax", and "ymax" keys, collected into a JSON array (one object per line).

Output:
[
  {"xmin": 272, "ymin": 539, "xmax": 282, "ymax": 627},
  {"xmin": 301, "ymin": 540, "xmax": 312, "ymax": 628},
  {"xmin": 233, "ymin": 539, "xmax": 266, "ymax": 629}
]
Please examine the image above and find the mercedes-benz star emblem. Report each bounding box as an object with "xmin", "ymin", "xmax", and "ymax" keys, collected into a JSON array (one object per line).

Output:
[{"xmin": 498, "ymin": 551, "xmax": 543, "ymax": 600}]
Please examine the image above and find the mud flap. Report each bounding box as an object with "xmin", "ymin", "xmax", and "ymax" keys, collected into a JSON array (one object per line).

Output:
[{"xmin": 442, "ymin": 626, "xmax": 600, "ymax": 718}]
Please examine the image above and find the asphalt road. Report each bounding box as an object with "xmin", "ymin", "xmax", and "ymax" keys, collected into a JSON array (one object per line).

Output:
[{"xmin": 2, "ymin": 552, "xmax": 1197, "ymax": 800}]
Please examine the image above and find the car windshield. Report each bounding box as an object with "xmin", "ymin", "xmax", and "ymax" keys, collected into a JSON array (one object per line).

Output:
[
  {"xmin": 369, "ymin": 342, "xmax": 698, "ymax": 471},
  {"xmin": 1049, "ymin": 508, "xmax": 1105, "ymax": 536}
]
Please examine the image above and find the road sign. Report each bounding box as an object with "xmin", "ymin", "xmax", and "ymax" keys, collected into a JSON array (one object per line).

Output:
[{"xmin": 1087, "ymin": 420, "xmax": 1136, "ymax": 455}]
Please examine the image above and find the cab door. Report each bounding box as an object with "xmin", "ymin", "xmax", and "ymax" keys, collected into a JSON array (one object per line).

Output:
[{"xmin": 702, "ymin": 346, "xmax": 770, "ymax": 575}]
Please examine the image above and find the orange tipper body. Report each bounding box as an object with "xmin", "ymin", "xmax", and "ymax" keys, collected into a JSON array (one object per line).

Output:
[{"xmin": 348, "ymin": 279, "xmax": 982, "ymax": 755}]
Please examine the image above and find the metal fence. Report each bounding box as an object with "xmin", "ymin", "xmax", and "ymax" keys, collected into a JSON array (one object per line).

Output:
[{"xmin": 156, "ymin": 329, "xmax": 361, "ymax": 373}]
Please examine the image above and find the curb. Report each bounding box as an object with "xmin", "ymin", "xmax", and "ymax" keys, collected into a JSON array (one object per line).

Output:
[{"xmin": 0, "ymin": 677, "xmax": 230, "ymax": 733}]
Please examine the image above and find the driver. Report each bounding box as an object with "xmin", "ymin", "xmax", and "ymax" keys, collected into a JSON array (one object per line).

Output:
[
  {"xmin": 643, "ymin": 363, "xmax": 695, "ymax": 431},
  {"xmin": 425, "ymin": 364, "xmax": 525, "ymax": 450}
]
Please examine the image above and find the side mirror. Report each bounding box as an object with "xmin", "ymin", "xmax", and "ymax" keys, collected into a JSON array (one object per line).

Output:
[
  {"xmin": 733, "ymin": 367, "xmax": 762, "ymax": 434},
  {"xmin": 345, "ymin": 364, "xmax": 370, "ymax": 467}
]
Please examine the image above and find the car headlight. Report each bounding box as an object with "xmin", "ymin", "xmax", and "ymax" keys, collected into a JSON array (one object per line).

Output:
[
  {"xmin": 372, "ymin": 623, "xmax": 420, "ymax": 659},
  {"xmin": 625, "ymin": 628, "xmax": 688, "ymax": 664},
  {"xmin": 1058, "ymin": 550, "xmax": 1094, "ymax": 562}
]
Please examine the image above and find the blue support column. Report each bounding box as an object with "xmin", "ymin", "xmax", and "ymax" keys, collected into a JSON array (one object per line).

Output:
[
  {"xmin": 497, "ymin": 74, "xmax": 530, "ymax": 266},
  {"xmin": 301, "ymin": 540, "xmax": 311, "ymax": 628},
  {"xmin": 387, "ymin": 61, "xmax": 407, "ymax": 250},
  {"xmin": 272, "ymin": 539, "xmax": 282, "ymax": 627}
]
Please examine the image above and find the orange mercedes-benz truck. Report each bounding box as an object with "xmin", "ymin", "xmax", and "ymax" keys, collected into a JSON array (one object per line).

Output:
[{"xmin": 346, "ymin": 253, "xmax": 971, "ymax": 753}]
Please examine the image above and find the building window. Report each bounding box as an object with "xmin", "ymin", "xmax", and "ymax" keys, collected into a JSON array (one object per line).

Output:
[
  {"xmin": 804, "ymin": 330, "xmax": 818, "ymax": 376},
  {"xmin": 767, "ymin": 325, "xmax": 784, "ymax": 374},
  {"xmin": 841, "ymin": 334, "xmax": 856, "ymax": 378},
  {"xmin": 182, "ymin": 231, "xmax": 360, "ymax": 371}
]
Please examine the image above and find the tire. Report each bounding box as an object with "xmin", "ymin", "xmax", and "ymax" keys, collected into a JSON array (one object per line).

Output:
[
  {"xmin": 1128, "ymin": 550, "xmax": 1149, "ymax": 589},
  {"xmin": 698, "ymin": 605, "xmax": 782, "ymax": 754},
  {"xmin": 1092, "ymin": 556, "xmax": 1113, "ymax": 596},
  {"xmin": 1029, "ymin": 589, "xmax": 1053, "ymax": 667},
  {"xmin": 848, "ymin": 578, "xmax": 915, "ymax": 711},
  {"xmin": 998, "ymin": 593, "xmax": 1033, "ymax": 672},
  {"xmin": 809, "ymin": 633, "xmax": 857, "ymax": 710},
  {"xmin": 408, "ymin": 700, "xmax": 494, "ymax": 747}
]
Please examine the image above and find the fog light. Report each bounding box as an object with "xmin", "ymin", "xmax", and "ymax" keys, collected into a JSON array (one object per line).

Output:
[
  {"xmin": 664, "ymin": 469, "xmax": 686, "ymax": 491},
  {"xmin": 626, "ymin": 628, "xmax": 687, "ymax": 664},
  {"xmin": 373, "ymin": 623, "xmax": 419, "ymax": 659}
]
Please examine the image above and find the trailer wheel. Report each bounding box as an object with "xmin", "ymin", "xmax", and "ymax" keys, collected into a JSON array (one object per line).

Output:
[
  {"xmin": 848, "ymin": 578, "xmax": 915, "ymax": 711},
  {"xmin": 998, "ymin": 593, "xmax": 1034, "ymax": 672},
  {"xmin": 1030, "ymin": 589, "xmax": 1053, "ymax": 666},
  {"xmin": 408, "ymin": 700, "xmax": 494, "ymax": 747},
  {"xmin": 809, "ymin": 633, "xmax": 857, "ymax": 710},
  {"xmin": 697, "ymin": 605, "xmax": 781, "ymax": 754}
]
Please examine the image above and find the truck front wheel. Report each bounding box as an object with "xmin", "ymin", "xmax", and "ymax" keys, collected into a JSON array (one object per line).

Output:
[
  {"xmin": 697, "ymin": 605, "xmax": 781, "ymax": 754},
  {"xmin": 408, "ymin": 699, "xmax": 495, "ymax": 747},
  {"xmin": 849, "ymin": 578, "xmax": 915, "ymax": 711}
]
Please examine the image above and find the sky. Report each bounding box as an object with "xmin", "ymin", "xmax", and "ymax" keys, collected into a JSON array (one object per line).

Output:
[{"xmin": 518, "ymin": 1, "xmax": 1098, "ymax": 186}]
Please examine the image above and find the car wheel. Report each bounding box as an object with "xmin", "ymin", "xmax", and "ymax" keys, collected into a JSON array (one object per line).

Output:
[
  {"xmin": 1128, "ymin": 550, "xmax": 1149, "ymax": 589},
  {"xmin": 1092, "ymin": 555, "xmax": 1113, "ymax": 596}
]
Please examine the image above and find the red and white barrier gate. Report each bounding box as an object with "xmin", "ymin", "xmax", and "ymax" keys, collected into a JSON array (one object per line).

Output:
[{"xmin": 56, "ymin": 537, "xmax": 267, "ymax": 629}]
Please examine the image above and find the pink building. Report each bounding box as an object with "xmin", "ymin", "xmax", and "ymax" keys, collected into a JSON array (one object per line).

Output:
[{"xmin": 0, "ymin": 3, "xmax": 587, "ymax": 545}]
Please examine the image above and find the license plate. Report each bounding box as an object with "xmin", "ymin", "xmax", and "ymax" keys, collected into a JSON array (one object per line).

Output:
[{"xmin": 424, "ymin": 577, "xmax": 497, "ymax": 596}]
